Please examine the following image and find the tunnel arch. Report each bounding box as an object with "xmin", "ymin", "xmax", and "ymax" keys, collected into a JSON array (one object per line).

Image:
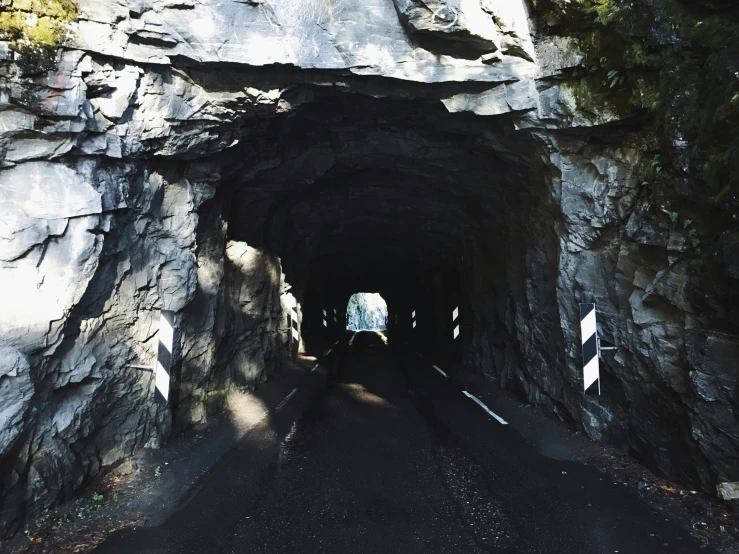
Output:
[{"xmin": 220, "ymin": 90, "xmax": 538, "ymax": 369}]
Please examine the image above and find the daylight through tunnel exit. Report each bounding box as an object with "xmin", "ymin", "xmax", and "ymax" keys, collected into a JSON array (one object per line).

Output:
[{"xmin": 347, "ymin": 293, "xmax": 388, "ymax": 331}]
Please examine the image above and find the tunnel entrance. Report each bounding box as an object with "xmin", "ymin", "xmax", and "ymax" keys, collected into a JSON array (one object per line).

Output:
[
  {"xmin": 221, "ymin": 89, "xmax": 555, "ymax": 373},
  {"xmin": 347, "ymin": 293, "xmax": 388, "ymax": 331},
  {"xmin": 156, "ymin": 80, "xmax": 728, "ymax": 501}
]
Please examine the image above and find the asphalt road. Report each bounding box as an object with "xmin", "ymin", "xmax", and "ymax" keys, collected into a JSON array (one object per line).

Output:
[{"xmin": 95, "ymin": 331, "xmax": 714, "ymax": 554}]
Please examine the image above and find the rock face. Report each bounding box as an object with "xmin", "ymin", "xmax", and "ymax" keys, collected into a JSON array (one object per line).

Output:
[
  {"xmin": 0, "ymin": 0, "xmax": 737, "ymax": 537},
  {"xmin": 393, "ymin": 0, "xmax": 502, "ymax": 51}
]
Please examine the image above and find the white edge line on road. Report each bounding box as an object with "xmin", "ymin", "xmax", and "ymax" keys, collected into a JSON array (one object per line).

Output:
[
  {"xmin": 276, "ymin": 387, "xmax": 298, "ymax": 411},
  {"xmin": 349, "ymin": 332, "xmax": 358, "ymax": 346},
  {"xmin": 462, "ymin": 390, "xmax": 508, "ymax": 425},
  {"xmin": 432, "ymin": 365, "xmax": 448, "ymax": 378}
]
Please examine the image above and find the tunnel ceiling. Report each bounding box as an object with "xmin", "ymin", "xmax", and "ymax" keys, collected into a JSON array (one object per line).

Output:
[{"xmin": 220, "ymin": 92, "xmax": 538, "ymax": 299}]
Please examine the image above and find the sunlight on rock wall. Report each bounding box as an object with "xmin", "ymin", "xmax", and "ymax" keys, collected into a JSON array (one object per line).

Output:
[{"xmin": 347, "ymin": 293, "xmax": 387, "ymax": 331}]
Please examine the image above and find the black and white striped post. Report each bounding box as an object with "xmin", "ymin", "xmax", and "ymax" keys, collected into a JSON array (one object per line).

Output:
[
  {"xmin": 322, "ymin": 309, "xmax": 327, "ymax": 328},
  {"xmin": 452, "ymin": 306, "xmax": 460, "ymax": 340},
  {"xmin": 412, "ymin": 310, "xmax": 417, "ymax": 329},
  {"xmin": 290, "ymin": 303, "xmax": 299, "ymax": 350},
  {"xmin": 580, "ymin": 303, "xmax": 614, "ymax": 395},
  {"xmin": 154, "ymin": 310, "xmax": 175, "ymax": 405}
]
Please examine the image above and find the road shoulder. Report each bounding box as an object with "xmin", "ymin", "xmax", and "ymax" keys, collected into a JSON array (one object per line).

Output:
[{"xmin": 4, "ymin": 355, "xmax": 331, "ymax": 554}]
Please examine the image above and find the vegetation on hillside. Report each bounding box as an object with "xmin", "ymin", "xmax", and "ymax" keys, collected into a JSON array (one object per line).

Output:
[{"xmin": 549, "ymin": 0, "xmax": 738, "ymax": 263}]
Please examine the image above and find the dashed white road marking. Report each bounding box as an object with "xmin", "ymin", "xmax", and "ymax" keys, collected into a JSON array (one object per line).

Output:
[
  {"xmin": 334, "ymin": 340, "xmax": 340, "ymax": 346},
  {"xmin": 432, "ymin": 365, "xmax": 448, "ymax": 378},
  {"xmin": 311, "ymin": 363, "xmax": 319, "ymax": 372},
  {"xmin": 462, "ymin": 391, "xmax": 508, "ymax": 425},
  {"xmin": 326, "ymin": 348, "xmax": 333, "ymax": 356},
  {"xmin": 415, "ymin": 351, "xmax": 424, "ymax": 359},
  {"xmin": 349, "ymin": 332, "xmax": 358, "ymax": 346},
  {"xmin": 276, "ymin": 388, "xmax": 298, "ymax": 411}
]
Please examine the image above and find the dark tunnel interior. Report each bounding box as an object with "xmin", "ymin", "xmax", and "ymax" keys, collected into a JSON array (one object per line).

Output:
[{"xmin": 209, "ymin": 89, "xmax": 553, "ymax": 370}]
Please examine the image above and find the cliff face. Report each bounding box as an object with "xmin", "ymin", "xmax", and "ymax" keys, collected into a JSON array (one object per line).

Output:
[{"xmin": 0, "ymin": 0, "xmax": 737, "ymax": 536}]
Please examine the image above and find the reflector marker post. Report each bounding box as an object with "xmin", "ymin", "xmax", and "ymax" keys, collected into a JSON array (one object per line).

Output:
[
  {"xmin": 154, "ymin": 310, "xmax": 175, "ymax": 405},
  {"xmin": 580, "ymin": 303, "xmax": 601, "ymax": 395}
]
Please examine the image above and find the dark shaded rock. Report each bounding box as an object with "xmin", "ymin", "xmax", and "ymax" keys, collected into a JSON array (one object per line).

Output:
[
  {"xmin": 0, "ymin": 348, "xmax": 33, "ymax": 456},
  {"xmin": 719, "ymin": 232, "xmax": 739, "ymax": 280},
  {"xmin": 690, "ymin": 371, "xmax": 722, "ymax": 402},
  {"xmin": 624, "ymin": 204, "xmax": 670, "ymax": 247}
]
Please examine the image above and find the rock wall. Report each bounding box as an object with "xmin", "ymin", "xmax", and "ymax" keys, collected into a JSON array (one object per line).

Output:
[
  {"xmin": 0, "ymin": 154, "xmax": 293, "ymax": 533},
  {"xmin": 488, "ymin": 132, "xmax": 739, "ymax": 491},
  {"xmin": 0, "ymin": 0, "xmax": 737, "ymax": 537}
]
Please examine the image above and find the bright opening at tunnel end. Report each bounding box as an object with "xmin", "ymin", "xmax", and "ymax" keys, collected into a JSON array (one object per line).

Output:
[{"xmin": 346, "ymin": 293, "xmax": 388, "ymax": 331}]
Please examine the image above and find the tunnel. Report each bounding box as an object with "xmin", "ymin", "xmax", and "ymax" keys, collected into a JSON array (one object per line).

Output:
[
  {"xmin": 1, "ymin": 0, "xmax": 738, "ymax": 546},
  {"xmin": 210, "ymin": 90, "xmax": 548, "ymax": 372}
]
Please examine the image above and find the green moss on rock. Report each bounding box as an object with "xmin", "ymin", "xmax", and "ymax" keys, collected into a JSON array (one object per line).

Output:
[
  {"xmin": 561, "ymin": 73, "xmax": 633, "ymax": 123},
  {"xmin": 0, "ymin": 0, "xmax": 78, "ymax": 53},
  {"xmin": 549, "ymin": 0, "xmax": 739, "ymax": 255}
]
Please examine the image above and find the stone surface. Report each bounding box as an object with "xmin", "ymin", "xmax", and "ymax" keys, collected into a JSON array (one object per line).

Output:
[
  {"xmin": 0, "ymin": 0, "xmax": 736, "ymax": 541},
  {"xmin": 0, "ymin": 162, "xmax": 101, "ymax": 260},
  {"xmin": 71, "ymin": 0, "xmax": 538, "ymax": 83},
  {"xmin": 441, "ymin": 80, "xmax": 537, "ymax": 116},
  {"xmin": 718, "ymin": 482, "xmax": 739, "ymax": 501},
  {"xmin": 393, "ymin": 0, "xmax": 501, "ymax": 51},
  {"xmin": 0, "ymin": 348, "xmax": 33, "ymax": 456}
]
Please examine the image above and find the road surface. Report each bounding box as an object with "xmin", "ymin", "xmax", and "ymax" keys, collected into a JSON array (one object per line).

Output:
[{"xmin": 95, "ymin": 331, "xmax": 712, "ymax": 553}]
